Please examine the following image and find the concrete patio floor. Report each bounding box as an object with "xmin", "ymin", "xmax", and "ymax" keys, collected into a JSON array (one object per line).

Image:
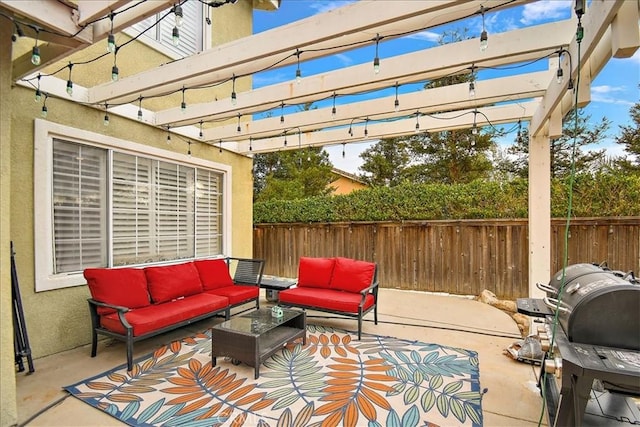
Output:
[{"xmin": 15, "ymin": 288, "xmax": 546, "ymax": 426}]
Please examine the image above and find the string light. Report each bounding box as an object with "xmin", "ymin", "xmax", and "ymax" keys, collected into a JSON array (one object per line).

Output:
[
  {"xmin": 479, "ymin": 6, "xmax": 488, "ymax": 51},
  {"xmin": 249, "ymin": 137, "xmax": 253, "ymax": 151},
  {"xmin": 231, "ymin": 74, "xmax": 237, "ymax": 105},
  {"xmin": 472, "ymin": 109, "xmax": 478, "ymax": 135},
  {"xmin": 166, "ymin": 125, "xmax": 171, "ymax": 143},
  {"xmin": 373, "ymin": 33, "xmax": 380, "ymax": 74},
  {"xmin": 107, "ymin": 13, "xmax": 116, "ymax": 53},
  {"xmin": 348, "ymin": 125, "xmax": 353, "ymax": 136},
  {"xmin": 104, "ymin": 104, "xmax": 110, "ymax": 126},
  {"xmin": 66, "ymin": 63, "xmax": 73, "ymax": 96},
  {"xmin": 41, "ymin": 94, "xmax": 48, "ymax": 118},
  {"xmin": 219, "ymin": 140, "xmax": 223, "ymax": 153},
  {"xmin": 172, "ymin": 26, "xmax": 180, "ymax": 46},
  {"xmin": 394, "ymin": 82, "xmax": 400, "ymax": 112},
  {"xmin": 295, "ymin": 49, "xmax": 302, "ymax": 83},
  {"xmin": 236, "ymin": 113, "xmax": 241, "ymax": 133},
  {"xmin": 187, "ymin": 140, "xmax": 191, "ymax": 157},
  {"xmin": 12, "ymin": 22, "xmax": 24, "ymax": 42},
  {"xmin": 331, "ymin": 92, "xmax": 337, "ymax": 118},
  {"xmin": 111, "ymin": 58, "xmax": 119, "ymax": 81},
  {"xmin": 34, "ymin": 74, "xmax": 41, "ymax": 102},
  {"xmin": 364, "ymin": 118, "xmax": 369, "ymax": 137},
  {"xmin": 280, "ymin": 102, "xmax": 285, "ymax": 124},
  {"xmin": 31, "ymin": 29, "xmax": 40, "ymax": 65},
  {"xmin": 415, "ymin": 112, "xmax": 420, "ymax": 132},
  {"xmin": 469, "ymin": 81, "xmax": 476, "ymax": 98},
  {"xmin": 181, "ymin": 86, "xmax": 186, "ymax": 112},
  {"xmin": 199, "ymin": 120, "xmax": 204, "ymax": 138},
  {"xmin": 173, "ymin": 4, "xmax": 184, "ymax": 28},
  {"xmin": 342, "ymin": 142, "xmax": 346, "ymax": 158},
  {"xmin": 283, "ymin": 132, "xmax": 288, "ymax": 147},
  {"xmin": 137, "ymin": 97, "xmax": 143, "ymax": 120},
  {"xmin": 516, "ymin": 119, "xmax": 523, "ymax": 144}
]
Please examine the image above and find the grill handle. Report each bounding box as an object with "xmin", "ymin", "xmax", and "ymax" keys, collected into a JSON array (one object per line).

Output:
[
  {"xmin": 543, "ymin": 297, "xmax": 571, "ymax": 314},
  {"xmin": 536, "ymin": 282, "xmax": 558, "ymax": 296}
]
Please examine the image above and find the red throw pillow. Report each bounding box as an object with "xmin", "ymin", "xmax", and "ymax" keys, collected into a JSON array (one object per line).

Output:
[
  {"xmin": 194, "ymin": 259, "xmax": 234, "ymax": 290},
  {"xmin": 297, "ymin": 257, "xmax": 335, "ymax": 288},
  {"xmin": 329, "ymin": 257, "xmax": 376, "ymax": 293},
  {"xmin": 83, "ymin": 268, "xmax": 150, "ymax": 314},
  {"xmin": 144, "ymin": 262, "xmax": 203, "ymax": 303}
]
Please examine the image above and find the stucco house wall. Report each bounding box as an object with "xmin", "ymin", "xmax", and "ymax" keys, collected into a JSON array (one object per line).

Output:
[{"xmin": 1, "ymin": 3, "xmax": 255, "ymax": 425}]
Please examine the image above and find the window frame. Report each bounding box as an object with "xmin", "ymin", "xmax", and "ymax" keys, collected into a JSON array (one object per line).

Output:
[{"xmin": 34, "ymin": 119, "xmax": 232, "ymax": 292}]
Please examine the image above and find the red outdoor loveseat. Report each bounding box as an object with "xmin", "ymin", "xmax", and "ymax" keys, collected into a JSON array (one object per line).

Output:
[
  {"xmin": 84, "ymin": 257, "xmax": 264, "ymax": 371},
  {"xmin": 278, "ymin": 256, "xmax": 379, "ymax": 339}
]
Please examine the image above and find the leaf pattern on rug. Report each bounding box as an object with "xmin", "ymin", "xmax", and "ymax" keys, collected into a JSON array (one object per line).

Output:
[{"xmin": 66, "ymin": 326, "xmax": 483, "ymax": 427}]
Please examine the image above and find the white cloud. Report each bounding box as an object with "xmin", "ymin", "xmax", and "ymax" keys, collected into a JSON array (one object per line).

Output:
[
  {"xmin": 591, "ymin": 85, "xmax": 634, "ymax": 106},
  {"xmin": 520, "ymin": 0, "xmax": 571, "ymax": 25},
  {"xmin": 307, "ymin": 1, "xmax": 355, "ymax": 15},
  {"xmin": 252, "ymin": 72, "xmax": 289, "ymax": 87},
  {"xmin": 406, "ymin": 30, "xmax": 441, "ymax": 43},
  {"xmin": 334, "ymin": 53, "xmax": 353, "ymax": 66}
]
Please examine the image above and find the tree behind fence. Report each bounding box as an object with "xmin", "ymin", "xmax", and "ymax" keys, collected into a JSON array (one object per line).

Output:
[{"xmin": 253, "ymin": 217, "xmax": 640, "ymax": 300}]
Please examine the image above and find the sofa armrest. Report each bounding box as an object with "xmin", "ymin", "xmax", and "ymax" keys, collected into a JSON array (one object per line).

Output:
[
  {"xmin": 227, "ymin": 257, "xmax": 265, "ymax": 286},
  {"xmin": 87, "ymin": 298, "xmax": 133, "ymax": 332}
]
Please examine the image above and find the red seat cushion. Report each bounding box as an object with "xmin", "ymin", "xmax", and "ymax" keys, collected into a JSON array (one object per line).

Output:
[
  {"xmin": 330, "ymin": 257, "xmax": 376, "ymax": 293},
  {"xmin": 193, "ymin": 259, "xmax": 234, "ymax": 290},
  {"xmin": 205, "ymin": 286, "xmax": 259, "ymax": 306},
  {"xmin": 84, "ymin": 268, "xmax": 150, "ymax": 315},
  {"xmin": 279, "ymin": 287, "xmax": 375, "ymax": 314},
  {"xmin": 297, "ymin": 257, "xmax": 336, "ymax": 288},
  {"xmin": 144, "ymin": 262, "xmax": 203, "ymax": 304},
  {"xmin": 100, "ymin": 293, "xmax": 228, "ymax": 336}
]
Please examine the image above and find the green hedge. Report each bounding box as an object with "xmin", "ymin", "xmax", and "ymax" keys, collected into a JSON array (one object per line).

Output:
[{"xmin": 253, "ymin": 174, "xmax": 640, "ymax": 223}]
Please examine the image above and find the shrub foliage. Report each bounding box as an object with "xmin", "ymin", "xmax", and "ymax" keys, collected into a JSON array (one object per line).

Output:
[{"xmin": 254, "ymin": 174, "xmax": 640, "ymax": 223}]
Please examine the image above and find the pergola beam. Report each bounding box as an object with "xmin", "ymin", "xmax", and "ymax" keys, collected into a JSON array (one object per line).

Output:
[
  {"xmin": 529, "ymin": 0, "xmax": 626, "ymax": 136},
  {"xmin": 233, "ymin": 101, "xmax": 540, "ymax": 154},
  {"xmin": 88, "ymin": 0, "xmax": 533, "ymax": 104},
  {"xmin": 202, "ymin": 70, "xmax": 551, "ymax": 141},
  {"xmin": 75, "ymin": 1, "xmax": 130, "ymax": 27},
  {"xmin": 158, "ymin": 20, "xmax": 573, "ymax": 128}
]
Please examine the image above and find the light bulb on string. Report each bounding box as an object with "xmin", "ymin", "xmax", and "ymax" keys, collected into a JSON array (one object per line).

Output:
[
  {"xmin": 415, "ymin": 112, "xmax": 420, "ymax": 133},
  {"xmin": 556, "ymin": 50, "xmax": 564, "ymax": 84},
  {"xmin": 280, "ymin": 102, "xmax": 285, "ymax": 124},
  {"xmin": 364, "ymin": 118, "xmax": 369, "ymax": 137},
  {"xmin": 231, "ymin": 75, "xmax": 237, "ymax": 105},
  {"xmin": 107, "ymin": 13, "xmax": 116, "ymax": 53},
  {"xmin": 249, "ymin": 137, "xmax": 253, "ymax": 151},
  {"xmin": 199, "ymin": 121, "xmax": 204, "ymax": 139},
  {"xmin": 331, "ymin": 92, "xmax": 337, "ymax": 118},
  {"xmin": 41, "ymin": 94, "xmax": 48, "ymax": 118},
  {"xmin": 31, "ymin": 29, "xmax": 41, "ymax": 65},
  {"xmin": 394, "ymin": 82, "xmax": 400, "ymax": 112},
  {"xmin": 295, "ymin": 49, "xmax": 302, "ymax": 84},
  {"xmin": 342, "ymin": 143, "xmax": 346, "ymax": 158},
  {"xmin": 218, "ymin": 140, "xmax": 223, "ymax": 154},
  {"xmin": 181, "ymin": 87, "xmax": 186, "ymax": 112},
  {"xmin": 34, "ymin": 74, "xmax": 42, "ymax": 102},
  {"xmin": 479, "ymin": 6, "xmax": 488, "ymax": 51},
  {"xmin": 469, "ymin": 81, "xmax": 476, "ymax": 98},
  {"xmin": 104, "ymin": 104, "xmax": 110, "ymax": 126},
  {"xmin": 111, "ymin": 47, "xmax": 119, "ymax": 81},
  {"xmin": 66, "ymin": 63, "xmax": 73, "ymax": 96},
  {"xmin": 236, "ymin": 114, "xmax": 242, "ymax": 133},
  {"xmin": 172, "ymin": 26, "xmax": 180, "ymax": 46},
  {"xmin": 137, "ymin": 97, "xmax": 143, "ymax": 121},
  {"xmin": 373, "ymin": 33, "xmax": 381, "ymax": 74},
  {"xmin": 173, "ymin": 4, "xmax": 184, "ymax": 28},
  {"xmin": 166, "ymin": 126, "xmax": 172, "ymax": 144},
  {"xmin": 187, "ymin": 140, "xmax": 191, "ymax": 157}
]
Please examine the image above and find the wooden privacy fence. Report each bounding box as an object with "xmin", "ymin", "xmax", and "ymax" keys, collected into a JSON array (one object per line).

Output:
[{"xmin": 253, "ymin": 217, "xmax": 640, "ymax": 300}]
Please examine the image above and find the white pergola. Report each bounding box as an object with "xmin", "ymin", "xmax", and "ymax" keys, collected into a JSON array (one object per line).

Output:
[{"xmin": 2, "ymin": 0, "xmax": 639, "ymax": 296}]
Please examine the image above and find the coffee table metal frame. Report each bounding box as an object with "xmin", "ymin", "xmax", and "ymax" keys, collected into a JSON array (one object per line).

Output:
[{"xmin": 211, "ymin": 308, "xmax": 306, "ymax": 379}]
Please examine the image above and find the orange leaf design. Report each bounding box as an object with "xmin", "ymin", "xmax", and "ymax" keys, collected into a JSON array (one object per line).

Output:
[
  {"xmin": 230, "ymin": 412, "xmax": 247, "ymax": 427},
  {"xmin": 320, "ymin": 346, "xmax": 332, "ymax": 359},
  {"xmin": 335, "ymin": 347, "xmax": 348, "ymax": 357},
  {"xmin": 320, "ymin": 409, "xmax": 342, "ymax": 427},
  {"xmin": 363, "ymin": 374, "xmax": 397, "ymax": 381},
  {"xmin": 315, "ymin": 400, "xmax": 347, "ymax": 416},
  {"xmin": 341, "ymin": 335, "xmax": 352, "ymax": 345},
  {"xmin": 76, "ymin": 392, "xmax": 105, "ymax": 399},
  {"xmin": 326, "ymin": 371, "xmax": 358, "ymax": 379},
  {"xmin": 363, "ymin": 359, "xmax": 386, "ymax": 366},
  {"xmin": 332, "ymin": 357, "xmax": 358, "ymax": 365},
  {"xmin": 107, "ymin": 373, "xmax": 128, "ymax": 383},
  {"xmin": 168, "ymin": 376, "xmax": 199, "ymax": 386},
  {"xmin": 220, "ymin": 406, "xmax": 235, "ymax": 418},
  {"xmin": 164, "ymin": 385, "xmax": 203, "ymax": 394},
  {"xmin": 235, "ymin": 391, "xmax": 266, "ymax": 406},
  {"xmin": 170, "ymin": 340, "xmax": 182, "ymax": 353},
  {"xmin": 196, "ymin": 402, "xmax": 223, "ymax": 420},
  {"xmin": 330, "ymin": 334, "xmax": 341, "ymax": 345},
  {"xmin": 324, "ymin": 384, "xmax": 356, "ymax": 394},
  {"xmin": 153, "ymin": 346, "xmax": 168, "ymax": 358},
  {"xmin": 320, "ymin": 392, "xmax": 354, "ymax": 402},
  {"xmin": 343, "ymin": 400, "xmax": 359, "ymax": 427},
  {"xmin": 363, "ymin": 381, "xmax": 396, "ymax": 392},
  {"xmin": 188, "ymin": 358, "xmax": 203, "ymax": 372},
  {"xmin": 177, "ymin": 396, "xmax": 213, "ymax": 415},
  {"xmin": 218, "ymin": 378, "xmax": 247, "ymax": 395},
  {"xmin": 360, "ymin": 387, "xmax": 391, "ymax": 410},
  {"xmin": 167, "ymin": 391, "xmax": 206, "ymax": 405},
  {"xmin": 176, "ymin": 367, "xmax": 197, "ymax": 380},
  {"xmin": 326, "ymin": 378, "xmax": 357, "ymax": 386},
  {"xmin": 227, "ymin": 384, "xmax": 257, "ymax": 401},
  {"xmin": 107, "ymin": 393, "xmax": 143, "ymax": 403},
  {"xmin": 319, "ymin": 334, "xmax": 330, "ymax": 345},
  {"xmin": 327, "ymin": 364, "xmax": 360, "ymax": 371},
  {"xmin": 356, "ymin": 393, "xmax": 377, "ymax": 421},
  {"xmin": 248, "ymin": 398, "xmax": 276, "ymax": 412},
  {"xmin": 86, "ymin": 381, "xmax": 117, "ymax": 391}
]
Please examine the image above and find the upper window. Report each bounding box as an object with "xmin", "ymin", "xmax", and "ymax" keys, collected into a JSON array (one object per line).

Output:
[
  {"xmin": 127, "ymin": 1, "xmax": 205, "ymax": 58},
  {"xmin": 35, "ymin": 121, "xmax": 230, "ymax": 291}
]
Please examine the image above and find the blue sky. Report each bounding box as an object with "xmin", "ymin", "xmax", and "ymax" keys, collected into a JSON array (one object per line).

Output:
[{"xmin": 253, "ymin": 1, "xmax": 639, "ymax": 173}]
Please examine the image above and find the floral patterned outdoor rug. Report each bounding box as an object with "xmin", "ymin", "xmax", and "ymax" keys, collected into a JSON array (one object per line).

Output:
[{"xmin": 65, "ymin": 325, "xmax": 483, "ymax": 426}]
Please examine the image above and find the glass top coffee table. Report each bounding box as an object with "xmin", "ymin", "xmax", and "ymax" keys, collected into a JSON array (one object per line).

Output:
[{"xmin": 211, "ymin": 308, "xmax": 306, "ymax": 379}]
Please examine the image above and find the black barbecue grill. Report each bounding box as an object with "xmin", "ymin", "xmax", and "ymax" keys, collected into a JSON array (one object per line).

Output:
[{"xmin": 517, "ymin": 263, "xmax": 640, "ymax": 426}]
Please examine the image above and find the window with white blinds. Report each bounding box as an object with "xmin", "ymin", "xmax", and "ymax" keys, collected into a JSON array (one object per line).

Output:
[
  {"xmin": 51, "ymin": 140, "xmax": 224, "ymax": 274},
  {"xmin": 128, "ymin": 1, "xmax": 204, "ymax": 57}
]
